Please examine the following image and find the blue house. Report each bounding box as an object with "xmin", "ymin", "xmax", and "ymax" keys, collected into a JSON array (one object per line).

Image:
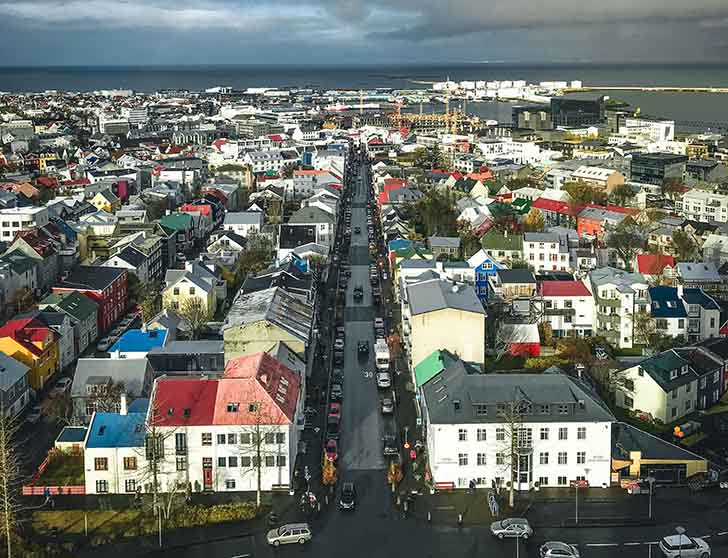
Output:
[
  {"xmin": 649, "ymin": 286, "xmax": 687, "ymax": 338},
  {"xmin": 467, "ymin": 249, "xmax": 505, "ymax": 300}
]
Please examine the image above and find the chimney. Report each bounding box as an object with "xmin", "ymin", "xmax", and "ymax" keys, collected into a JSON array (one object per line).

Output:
[{"xmin": 120, "ymin": 393, "xmax": 128, "ymax": 416}]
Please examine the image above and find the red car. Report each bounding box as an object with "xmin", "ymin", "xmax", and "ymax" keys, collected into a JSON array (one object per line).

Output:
[
  {"xmin": 328, "ymin": 402, "xmax": 341, "ymax": 419},
  {"xmin": 325, "ymin": 439, "xmax": 338, "ymax": 461}
]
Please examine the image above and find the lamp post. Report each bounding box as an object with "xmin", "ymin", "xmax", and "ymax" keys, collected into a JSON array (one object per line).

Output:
[
  {"xmin": 675, "ymin": 526, "xmax": 686, "ymax": 558},
  {"xmin": 646, "ymin": 476, "xmax": 656, "ymax": 520},
  {"xmin": 575, "ymin": 468, "xmax": 590, "ymax": 526}
]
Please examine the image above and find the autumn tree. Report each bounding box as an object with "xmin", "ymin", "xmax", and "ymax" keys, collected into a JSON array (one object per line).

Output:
[
  {"xmin": 661, "ymin": 178, "xmax": 684, "ymax": 201},
  {"xmin": 522, "ymin": 208, "xmax": 545, "ymax": 232},
  {"xmin": 631, "ymin": 310, "xmax": 655, "ymax": 347},
  {"xmin": 457, "ymin": 221, "xmax": 481, "ymax": 259},
  {"xmin": 610, "ymin": 183, "xmax": 635, "ymax": 206},
  {"xmin": 564, "ymin": 180, "xmax": 606, "ymax": 206},
  {"xmin": 606, "ymin": 217, "xmax": 645, "ymax": 271},
  {"xmin": 672, "ymin": 230, "xmax": 698, "ymax": 261},
  {"xmin": 0, "ymin": 404, "xmax": 23, "ymax": 558},
  {"xmin": 178, "ymin": 297, "xmax": 212, "ymax": 340},
  {"xmin": 139, "ymin": 281, "xmax": 163, "ymax": 324}
]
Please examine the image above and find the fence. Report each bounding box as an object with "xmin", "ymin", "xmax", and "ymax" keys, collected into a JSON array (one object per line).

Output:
[{"xmin": 22, "ymin": 485, "xmax": 86, "ymax": 496}]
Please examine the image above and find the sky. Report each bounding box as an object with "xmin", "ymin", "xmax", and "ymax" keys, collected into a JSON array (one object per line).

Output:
[{"xmin": 1, "ymin": 0, "xmax": 728, "ymax": 66}]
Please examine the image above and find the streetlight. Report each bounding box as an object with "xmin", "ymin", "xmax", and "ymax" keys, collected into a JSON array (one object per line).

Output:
[
  {"xmin": 646, "ymin": 476, "xmax": 656, "ymax": 520},
  {"xmin": 675, "ymin": 526, "xmax": 686, "ymax": 558},
  {"xmin": 575, "ymin": 468, "xmax": 590, "ymax": 526}
]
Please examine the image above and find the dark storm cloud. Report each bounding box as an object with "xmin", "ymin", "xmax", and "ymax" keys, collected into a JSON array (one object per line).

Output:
[{"xmin": 0, "ymin": 0, "xmax": 726, "ymax": 64}]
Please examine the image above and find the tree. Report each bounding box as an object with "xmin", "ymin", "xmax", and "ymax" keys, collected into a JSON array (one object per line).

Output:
[
  {"xmin": 41, "ymin": 390, "xmax": 76, "ymax": 426},
  {"xmin": 0, "ymin": 403, "xmax": 23, "ymax": 558},
  {"xmin": 146, "ymin": 198, "xmax": 168, "ymax": 222},
  {"xmin": 495, "ymin": 399, "xmax": 529, "ymax": 507},
  {"xmin": 127, "ymin": 274, "xmax": 144, "ymax": 308},
  {"xmin": 631, "ymin": 310, "xmax": 655, "ymax": 347},
  {"xmin": 408, "ymin": 188, "xmax": 458, "ymax": 237},
  {"xmin": 506, "ymin": 176, "xmax": 541, "ymax": 190},
  {"xmin": 139, "ymin": 282, "xmax": 163, "ymax": 324},
  {"xmin": 606, "ymin": 217, "xmax": 645, "ymax": 271},
  {"xmin": 522, "ymin": 208, "xmax": 545, "ymax": 232},
  {"xmin": 610, "ymin": 183, "xmax": 635, "ymax": 206},
  {"xmin": 672, "ymin": 230, "xmax": 698, "ymax": 261},
  {"xmin": 538, "ymin": 323, "xmax": 553, "ymax": 347},
  {"xmin": 661, "ymin": 178, "xmax": 684, "ymax": 201},
  {"xmin": 237, "ymin": 401, "xmax": 289, "ymax": 508},
  {"xmin": 178, "ymin": 298, "xmax": 212, "ymax": 340},
  {"xmin": 564, "ymin": 180, "xmax": 607, "ymax": 206},
  {"xmin": 457, "ymin": 221, "xmax": 481, "ymax": 259}
]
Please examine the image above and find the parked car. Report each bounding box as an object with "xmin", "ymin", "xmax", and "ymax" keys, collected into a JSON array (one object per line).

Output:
[
  {"xmin": 381, "ymin": 397, "xmax": 394, "ymax": 414},
  {"xmin": 328, "ymin": 402, "xmax": 342, "ymax": 419},
  {"xmin": 658, "ymin": 535, "xmax": 710, "ymax": 557},
  {"xmin": 266, "ymin": 523, "xmax": 312, "ymax": 546},
  {"xmin": 382, "ymin": 434, "xmax": 399, "ymax": 456},
  {"xmin": 339, "ymin": 482, "xmax": 356, "ymax": 510},
  {"xmin": 330, "ymin": 383, "xmax": 343, "ymax": 402},
  {"xmin": 332, "ymin": 368, "xmax": 344, "ymax": 383},
  {"xmin": 334, "ymin": 338, "xmax": 345, "ymax": 351},
  {"xmin": 490, "ymin": 518, "xmax": 533, "ymax": 540},
  {"xmin": 357, "ymin": 341, "xmax": 369, "ymax": 357},
  {"xmin": 96, "ymin": 337, "xmax": 112, "ymax": 352},
  {"xmin": 354, "ymin": 226, "xmax": 361, "ymax": 234},
  {"xmin": 325, "ymin": 439, "xmax": 338, "ymax": 461},
  {"xmin": 53, "ymin": 377, "xmax": 72, "ymax": 394},
  {"xmin": 540, "ymin": 541, "xmax": 580, "ymax": 558},
  {"xmin": 376, "ymin": 372, "xmax": 391, "ymax": 389},
  {"xmin": 327, "ymin": 416, "xmax": 340, "ymax": 440}
]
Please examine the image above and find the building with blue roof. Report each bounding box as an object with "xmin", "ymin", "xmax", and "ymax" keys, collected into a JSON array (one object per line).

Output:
[
  {"xmin": 109, "ymin": 328, "xmax": 168, "ymax": 359},
  {"xmin": 84, "ymin": 400, "xmax": 148, "ymax": 495},
  {"xmin": 649, "ymin": 286, "xmax": 687, "ymax": 338},
  {"xmin": 681, "ymin": 288, "xmax": 721, "ymax": 342}
]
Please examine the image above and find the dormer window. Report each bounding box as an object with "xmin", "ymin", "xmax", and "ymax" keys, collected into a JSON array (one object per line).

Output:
[
  {"xmin": 681, "ymin": 365, "xmax": 688, "ymax": 375},
  {"xmin": 227, "ymin": 402, "xmax": 239, "ymax": 413},
  {"xmin": 670, "ymin": 369, "xmax": 678, "ymax": 380}
]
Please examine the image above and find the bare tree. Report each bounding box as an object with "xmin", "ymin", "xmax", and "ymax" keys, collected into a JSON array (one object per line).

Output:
[
  {"xmin": 236, "ymin": 401, "xmax": 288, "ymax": 508},
  {"xmin": 73, "ymin": 380, "xmax": 128, "ymax": 424},
  {"xmin": 178, "ymin": 297, "xmax": 212, "ymax": 340},
  {"xmin": 0, "ymin": 404, "xmax": 23, "ymax": 558},
  {"xmin": 495, "ymin": 399, "xmax": 529, "ymax": 508},
  {"xmin": 631, "ymin": 310, "xmax": 655, "ymax": 347}
]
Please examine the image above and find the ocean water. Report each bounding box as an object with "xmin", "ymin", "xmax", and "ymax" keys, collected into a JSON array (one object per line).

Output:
[{"xmin": 1, "ymin": 63, "xmax": 728, "ymax": 127}]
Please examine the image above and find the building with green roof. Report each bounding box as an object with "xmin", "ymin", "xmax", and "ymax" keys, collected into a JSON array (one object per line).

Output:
[{"xmin": 480, "ymin": 230, "xmax": 523, "ymax": 262}]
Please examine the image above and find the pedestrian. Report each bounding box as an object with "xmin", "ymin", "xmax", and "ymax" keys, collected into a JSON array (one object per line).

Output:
[{"xmin": 469, "ymin": 479, "xmax": 476, "ymax": 494}]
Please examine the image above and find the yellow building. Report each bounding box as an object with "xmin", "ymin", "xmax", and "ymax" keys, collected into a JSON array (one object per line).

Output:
[
  {"xmin": 90, "ymin": 189, "xmax": 121, "ymax": 213},
  {"xmin": 162, "ymin": 272, "xmax": 217, "ymax": 319},
  {"xmin": 0, "ymin": 316, "xmax": 60, "ymax": 390}
]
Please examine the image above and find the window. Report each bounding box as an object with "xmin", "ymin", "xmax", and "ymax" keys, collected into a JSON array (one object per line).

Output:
[
  {"xmin": 539, "ymin": 404, "xmax": 550, "ymax": 415},
  {"xmin": 96, "ymin": 480, "xmax": 109, "ymax": 493},
  {"xmin": 686, "ymin": 383, "xmax": 692, "ymax": 393},
  {"xmin": 176, "ymin": 457, "xmax": 187, "ymax": 471},
  {"xmin": 264, "ymin": 433, "xmax": 275, "ymax": 444},
  {"xmin": 228, "ymin": 456, "xmax": 238, "ymax": 467},
  {"xmin": 189, "ymin": 287, "xmax": 196, "ymax": 295},
  {"xmin": 458, "ymin": 453, "xmax": 468, "ymax": 466},
  {"xmin": 558, "ymin": 427, "xmax": 568, "ymax": 440},
  {"xmin": 564, "ymin": 300, "xmax": 573, "ymax": 308},
  {"xmin": 558, "ymin": 476, "xmax": 567, "ymax": 486},
  {"xmin": 577, "ymin": 451, "xmax": 586, "ymax": 464},
  {"xmin": 558, "ymin": 404, "xmax": 569, "ymax": 415},
  {"xmin": 685, "ymin": 400, "xmax": 692, "ymax": 411},
  {"xmin": 538, "ymin": 477, "xmax": 549, "ymax": 487},
  {"xmin": 624, "ymin": 395, "xmax": 634, "ymax": 408},
  {"xmin": 458, "ymin": 429, "xmax": 468, "ymax": 442},
  {"xmin": 248, "ymin": 403, "xmax": 259, "ymax": 413},
  {"xmin": 671, "ymin": 389, "xmax": 678, "ymax": 400},
  {"xmin": 477, "ymin": 428, "xmax": 487, "ymax": 442},
  {"xmin": 202, "ymin": 433, "xmax": 212, "ymax": 446},
  {"xmin": 277, "ymin": 455, "xmax": 287, "ymax": 467},
  {"xmin": 558, "ymin": 452, "xmax": 568, "ymax": 465},
  {"xmin": 496, "ymin": 453, "xmax": 504, "ymax": 465},
  {"xmin": 241, "ymin": 456, "xmax": 252, "ymax": 467},
  {"xmin": 715, "ymin": 371, "xmax": 721, "ymax": 384},
  {"xmin": 700, "ymin": 377, "xmax": 707, "ymax": 389},
  {"xmin": 125, "ymin": 479, "xmax": 136, "ymax": 493},
  {"xmin": 671, "ymin": 407, "xmax": 677, "ymax": 418},
  {"xmin": 225, "ymin": 479, "xmax": 236, "ymax": 489},
  {"xmin": 218, "ymin": 457, "xmax": 226, "ymax": 467},
  {"xmin": 477, "ymin": 453, "xmax": 487, "ymax": 466},
  {"xmin": 496, "ymin": 428, "xmax": 505, "ymax": 441},
  {"xmin": 474, "ymin": 404, "xmax": 487, "ymax": 416},
  {"xmin": 228, "ymin": 433, "xmax": 237, "ymax": 445},
  {"xmin": 173, "ymin": 288, "xmax": 179, "ymax": 295},
  {"xmin": 123, "ymin": 457, "xmax": 137, "ymax": 470},
  {"xmin": 577, "ymin": 427, "xmax": 586, "ymax": 440},
  {"xmin": 539, "ymin": 452, "xmax": 549, "ymax": 465},
  {"xmin": 678, "ymin": 319, "xmax": 684, "ymax": 328},
  {"xmin": 540, "ymin": 427, "xmax": 549, "ymax": 440},
  {"xmin": 94, "ymin": 458, "xmax": 108, "ymax": 471},
  {"xmin": 265, "ymin": 455, "xmax": 276, "ymax": 467},
  {"xmin": 175, "ymin": 432, "xmax": 187, "ymax": 454},
  {"xmin": 217, "ymin": 434, "xmax": 226, "ymax": 444},
  {"xmin": 227, "ymin": 402, "xmax": 239, "ymax": 413},
  {"xmin": 276, "ymin": 433, "xmax": 285, "ymax": 444}
]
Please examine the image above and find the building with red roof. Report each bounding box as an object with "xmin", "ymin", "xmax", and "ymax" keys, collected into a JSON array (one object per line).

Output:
[
  {"xmin": 636, "ymin": 253, "xmax": 676, "ymax": 280},
  {"xmin": 0, "ymin": 316, "xmax": 59, "ymax": 390},
  {"xmin": 146, "ymin": 352, "xmax": 301, "ymax": 492},
  {"xmin": 538, "ymin": 280, "xmax": 595, "ymax": 339},
  {"xmin": 532, "ymin": 197, "xmax": 583, "ymax": 228}
]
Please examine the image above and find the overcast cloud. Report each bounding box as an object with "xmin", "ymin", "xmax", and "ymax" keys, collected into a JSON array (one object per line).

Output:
[{"xmin": 0, "ymin": 0, "xmax": 727, "ymax": 65}]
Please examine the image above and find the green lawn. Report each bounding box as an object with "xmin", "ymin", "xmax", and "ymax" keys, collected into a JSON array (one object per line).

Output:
[
  {"xmin": 37, "ymin": 454, "xmax": 85, "ymax": 486},
  {"xmin": 615, "ymin": 345, "xmax": 646, "ymax": 357}
]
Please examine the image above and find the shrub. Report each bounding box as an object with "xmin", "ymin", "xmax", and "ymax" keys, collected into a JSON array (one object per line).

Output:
[{"xmin": 524, "ymin": 356, "xmax": 568, "ymax": 370}]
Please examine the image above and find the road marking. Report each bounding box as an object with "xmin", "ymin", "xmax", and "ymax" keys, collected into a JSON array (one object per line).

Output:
[
  {"xmin": 718, "ymin": 531, "xmax": 728, "ymax": 536},
  {"xmin": 585, "ymin": 543, "xmax": 619, "ymax": 547},
  {"xmin": 623, "ymin": 542, "xmax": 640, "ymax": 546},
  {"xmin": 701, "ymin": 535, "xmax": 711, "ymax": 539}
]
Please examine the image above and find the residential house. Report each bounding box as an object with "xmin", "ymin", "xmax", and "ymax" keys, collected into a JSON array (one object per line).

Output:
[
  {"xmin": 145, "ymin": 308, "xmax": 191, "ymax": 341},
  {"xmin": 531, "ymin": 197, "xmax": 580, "ymax": 228},
  {"xmin": 577, "ymin": 206, "xmax": 631, "ymax": 239},
  {"xmin": 109, "ymin": 329, "xmax": 169, "ymax": 359},
  {"xmin": 479, "ymin": 230, "xmax": 523, "ymax": 264},
  {"xmin": 523, "ymin": 232, "xmax": 573, "ymax": 272},
  {"xmin": 0, "ymin": 316, "xmax": 59, "ymax": 390},
  {"xmin": 108, "ymin": 231, "xmax": 165, "ymax": 283},
  {"xmin": 428, "ymin": 236, "xmax": 460, "ymax": 260},
  {"xmin": 676, "ymin": 262, "xmax": 728, "ymax": 302},
  {"xmin": 159, "ymin": 213, "xmax": 195, "ymax": 255},
  {"xmin": 223, "ymin": 284, "xmax": 314, "ymax": 358},
  {"xmin": 90, "ymin": 189, "xmax": 121, "ymax": 213},
  {"xmin": 31, "ymin": 309, "xmax": 75, "ymax": 371},
  {"xmin": 488, "ymin": 268, "xmax": 537, "ymax": 302},
  {"xmin": 0, "ymin": 251, "xmax": 39, "ymax": 314},
  {"xmin": 467, "ymin": 249, "xmax": 506, "ymax": 300},
  {"xmin": 146, "ymin": 340, "xmax": 225, "ymax": 376},
  {"xmin": 71, "ymin": 358, "xmax": 152, "ymax": 423},
  {"xmin": 420, "ymin": 365, "xmax": 614, "ymax": 490},
  {"xmin": 5, "ymin": 227, "xmax": 59, "ymax": 293},
  {"xmin": 287, "ymin": 206, "xmax": 335, "ymax": 248},
  {"xmin": 38, "ymin": 291, "xmax": 99, "ymax": 356},
  {"xmin": 53, "ymin": 266, "xmax": 128, "ymax": 335},
  {"xmin": 223, "ymin": 212, "xmax": 264, "ymax": 238},
  {"xmin": 292, "ymin": 169, "xmax": 339, "ymax": 199},
  {"xmin": 0, "ymin": 206, "xmax": 49, "ymax": 240},
  {"xmin": 589, "ymin": 267, "xmax": 649, "ymax": 349},
  {"xmin": 570, "ymin": 166, "xmax": 625, "ymax": 194},
  {"xmin": 402, "ymin": 278, "xmax": 486, "ymax": 371},
  {"xmin": 648, "ymin": 286, "xmax": 687, "ymax": 339},
  {"xmin": 636, "ymin": 254, "xmax": 676, "ymax": 283},
  {"xmin": 682, "ymin": 288, "xmax": 721, "ymax": 343},
  {"xmin": 163, "ymin": 269, "xmax": 217, "ymax": 318},
  {"xmin": 537, "ymin": 280, "xmax": 595, "ymax": 338},
  {"xmin": 103, "ymin": 245, "xmax": 150, "ymax": 284},
  {"xmin": 0, "ymin": 352, "xmax": 31, "ymax": 417},
  {"xmin": 207, "ymin": 231, "xmax": 247, "ymax": 257}
]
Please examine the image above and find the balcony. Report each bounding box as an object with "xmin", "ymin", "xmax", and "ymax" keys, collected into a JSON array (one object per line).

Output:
[{"xmin": 544, "ymin": 307, "xmax": 576, "ymax": 317}]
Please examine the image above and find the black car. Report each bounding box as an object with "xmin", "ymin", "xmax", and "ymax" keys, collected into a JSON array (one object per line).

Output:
[
  {"xmin": 327, "ymin": 415, "xmax": 340, "ymax": 440},
  {"xmin": 357, "ymin": 341, "xmax": 369, "ymax": 356},
  {"xmin": 353, "ymin": 286, "xmax": 364, "ymax": 302},
  {"xmin": 339, "ymin": 482, "xmax": 357, "ymax": 511},
  {"xmin": 334, "ymin": 350, "xmax": 344, "ymax": 366},
  {"xmin": 354, "ymin": 226, "xmax": 361, "ymax": 234}
]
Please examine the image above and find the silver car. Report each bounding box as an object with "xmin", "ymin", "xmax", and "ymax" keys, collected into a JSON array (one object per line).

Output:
[
  {"xmin": 658, "ymin": 535, "xmax": 710, "ymax": 558},
  {"xmin": 490, "ymin": 518, "xmax": 533, "ymax": 540},
  {"xmin": 266, "ymin": 523, "xmax": 312, "ymax": 546},
  {"xmin": 540, "ymin": 541, "xmax": 580, "ymax": 558}
]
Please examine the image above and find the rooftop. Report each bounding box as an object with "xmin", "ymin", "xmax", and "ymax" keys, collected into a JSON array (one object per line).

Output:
[
  {"xmin": 406, "ymin": 279, "xmax": 485, "ymax": 317},
  {"xmin": 109, "ymin": 328, "xmax": 168, "ymax": 354}
]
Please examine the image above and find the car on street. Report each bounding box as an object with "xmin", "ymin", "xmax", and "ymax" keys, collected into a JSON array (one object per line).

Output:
[
  {"xmin": 354, "ymin": 226, "xmax": 361, "ymax": 234},
  {"xmin": 490, "ymin": 518, "xmax": 533, "ymax": 540},
  {"xmin": 382, "ymin": 434, "xmax": 399, "ymax": 456},
  {"xmin": 353, "ymin": 286, "xmax": 363, "ymax": 302},
  {"xmin": 96, "ymin": 337, "xmax": 112, "ymax": 352},
  {"xmin": 53, "ymin": 377, "xmax": 72, "ymax": 394},
  {"xmin": 332, "ymin": 368, "xmax": 344, "ymax": 383},
  {"xmin": 357, "ymin": 341, "xmax": 369, "ymax": 357},
  {"xmin": 334, "ymin": 338, "xmax": 345, "ymax": 351},
  {"xmin": 266, "ymin": 523, "xmax": 312, "ymax": 546},
  {"xmin": 658, "ymin": 534, "xmax": 710, "ymax": 557},
  {"xmin": 539, "ymin": 541, "xmax": 580, "ymax": 557},
  {"xmin": 376, "ymin": 371, "xmax": 392, "ymax": 389},
  {"xmin": 339, "ymin": 482, "xmax": 357, "ymax": 511},
  {"xmin": 335, "ymin": 326, "xmax": 345, "ymax": 341},
  {"xmin": 325, "ymin": 439, "xmax": 338, "ymax": 461},
  {"xmin": 327, "ymin": 416, "xmax": 340, "ymax": 440},
  {"xmin": 382, "ymin": 271, "xmax": 388, "ymax": 281},
  {"xmin": 330, "ymin": 383, "xmax": 343, "ymax": 402},
  {"xmin": 334, "ymin": 350, "xmax": 344, "ymax": 366},
  {"xmin": 374, "ymin": 317, "xmax": 385, "ymax": 330},
  {"xmin": 381, "ymin": 397, "xmax": 394, "ymax": 414},
  {"xmin": 328, "ymin": 402, "xmax": 341, "ymax": 419},
  {"xmin": 26, "ymin": 411, "xmax": 42, "ymax": 424}
]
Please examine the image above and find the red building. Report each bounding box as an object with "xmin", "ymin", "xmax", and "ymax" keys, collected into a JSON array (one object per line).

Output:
[{"xmin": 53, "ymin": 266, "xmax": 128, "ymax": 334}]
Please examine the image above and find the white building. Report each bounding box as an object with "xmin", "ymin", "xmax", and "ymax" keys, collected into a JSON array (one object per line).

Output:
[
  {"xmin": 523, "ymin": 232, "xmax": 574, "ymax": 272},
  {"xmin": 223, "ymin": 211, "xmax": 264, "ymax": 238},
  {"xmin": 620, "ymin": 118, "xmax": 675, "ymax": 143},
  {"xmin": 0, "ymin": 206, "xmax": 49, "ymax": 240},
  {"xmin": 537, "ymin": 280, "xmax": 595, "ymax": 338},
  {"xmin": 421, "ymin": 368, "xmax": 614, "ymax": 490},
  {"xmin": 544, "ymin": 168, "xmax": 574, "ymax": 191},
  {"xmin": 675, "ymin": 189, "xmax": 728, "ymax": 224}
]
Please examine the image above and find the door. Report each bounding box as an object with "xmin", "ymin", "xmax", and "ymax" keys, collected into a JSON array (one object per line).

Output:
[{"xmin": 202, "ymin": 457, "xmax": 213, "ymax": 490}]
